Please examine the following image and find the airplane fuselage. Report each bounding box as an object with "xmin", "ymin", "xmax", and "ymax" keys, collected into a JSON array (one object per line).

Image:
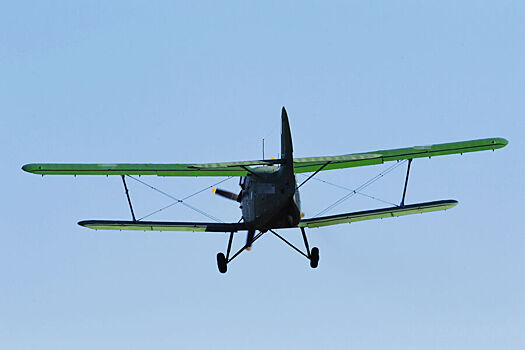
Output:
[
  {"xmin": 213, "ymin": 106, "xmax": 299, "ymax": 249},
  {"xmin": 240, "ymin": 166, "xmax": 301, "ymax": 231}
]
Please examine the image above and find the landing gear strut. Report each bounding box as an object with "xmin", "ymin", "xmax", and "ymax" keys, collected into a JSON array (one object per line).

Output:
[{"xmin": 270, "ymin": 227, "xmax": 319, "ymax": 269}]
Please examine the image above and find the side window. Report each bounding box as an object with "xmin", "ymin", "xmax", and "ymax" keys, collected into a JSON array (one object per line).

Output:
[{"xmin": 257, "ymin": 183, "xmax": 275, "ymax": 193}]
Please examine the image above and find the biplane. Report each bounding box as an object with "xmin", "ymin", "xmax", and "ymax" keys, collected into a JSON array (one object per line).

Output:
[{"xmin": 22, "ymin": 108, "xmax": 508, "ymax": 273}]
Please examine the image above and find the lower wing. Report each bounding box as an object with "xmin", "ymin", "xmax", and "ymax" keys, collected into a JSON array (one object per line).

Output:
[
  {"xmin": 299, "ymin": 200, "xmax": 458, "ymax": 228},
  {"xmin": 78, "ymin": 220, "xmax": 247, "ymax": 232},
  {"xmin": 78, "ymin": 200, "xmax": 456, "ymax": 232}
]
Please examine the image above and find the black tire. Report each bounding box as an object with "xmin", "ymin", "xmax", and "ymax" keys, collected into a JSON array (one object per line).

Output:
[
  {"xmin": 310, "ymin": 247, "xmax": 319, "ymax": 268},
  {"xmin": 217, "ymin": 252, "xmax": 227, "ymax": 274}
]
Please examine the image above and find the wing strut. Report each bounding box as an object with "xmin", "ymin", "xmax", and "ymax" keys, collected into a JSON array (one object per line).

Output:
[
  {"xmin": 121, "ymin": 175, "xmax": 137, "ymax": 222},
  {"xmin": 400, "ymin": 159, "xmax": 413, "ymax": 207},
  {"xmin": 296, "ymin": 161, "xmax": 331, "ymax": 189}
]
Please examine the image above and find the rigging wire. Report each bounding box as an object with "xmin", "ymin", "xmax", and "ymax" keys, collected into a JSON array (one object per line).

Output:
[
  {"xmin": 302, "ymin": 175, "xmax": 398, "ymax": 207},
  {"xmin": 136, "ymin": 176, "xmax": 234, "ymax": 221},
  {"xmin": 312, "ymin": 160, "xmax": 407, "ymax": 218},
  {"xmin": 354, "ymin": 192, "xmax": 398, "ymax": 207},
  {"xmin": 127, "ymin": 175, "xmax": 233, "ymax": 223}
]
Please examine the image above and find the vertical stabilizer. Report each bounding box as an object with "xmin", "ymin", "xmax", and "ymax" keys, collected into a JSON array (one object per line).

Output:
[
  {"xmin": 280, "ymin": 107, "xmax": 295, "ymax": 177},
  {"xmin": 281, "ymin": 107, "xmax": 293, "ymax": 164}
]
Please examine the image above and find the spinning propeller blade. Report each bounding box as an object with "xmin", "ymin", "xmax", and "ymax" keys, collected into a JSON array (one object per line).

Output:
[{"xmin": 213, "ymin": 187, "xmax": 241, "ymax": 202}]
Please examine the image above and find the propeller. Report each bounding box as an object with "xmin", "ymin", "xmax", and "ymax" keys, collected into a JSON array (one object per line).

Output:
[{"xmin": 213, "ymin": 187, "xmax": 242, "ymax": 202}]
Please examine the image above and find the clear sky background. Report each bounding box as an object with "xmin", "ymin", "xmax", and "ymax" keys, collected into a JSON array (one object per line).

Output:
[{"xmin": 1, "ymin": 1, "xmax": 524, "ymax": 349}]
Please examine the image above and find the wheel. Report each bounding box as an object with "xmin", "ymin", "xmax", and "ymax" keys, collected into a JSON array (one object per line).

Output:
[
  {"xmin": 310, "ymin": 247, "xmax": 319, "ymax": 268},
  {"xmin": 217, "ymin": 252, "xmax": 227, "ymax": 273}
]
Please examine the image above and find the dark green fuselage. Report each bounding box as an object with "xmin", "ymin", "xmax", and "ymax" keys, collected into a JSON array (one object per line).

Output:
[{"xmin": 240, "ymin": 166, "xmax": 301, "ymax": 231}]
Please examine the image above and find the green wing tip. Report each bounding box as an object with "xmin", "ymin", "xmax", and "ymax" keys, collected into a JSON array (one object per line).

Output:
[
  {"xmin": 22, "ymin": 163, "xmax": 48, "ymax": 174},
  {"xmin": 491, "ymin": 137, "xmax": 509, "ymax": 148},
  {"xmin": 22, "ymin": 163, "xmax": 37, "ymax": 173}
]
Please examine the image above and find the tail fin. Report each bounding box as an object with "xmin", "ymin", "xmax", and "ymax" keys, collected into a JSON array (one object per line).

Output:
[
  {"xmin": 280, "ymin": 107, "xmax": 295, "ymax": 176},
  {"xmin": 281, "ymin": 107, "xmax": 293, "ymax": 164}
]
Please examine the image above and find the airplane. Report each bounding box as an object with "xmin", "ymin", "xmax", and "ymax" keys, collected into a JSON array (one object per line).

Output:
[{"xmin": 22, "ymin": 107, "xmax": 508, "ymax": 273}]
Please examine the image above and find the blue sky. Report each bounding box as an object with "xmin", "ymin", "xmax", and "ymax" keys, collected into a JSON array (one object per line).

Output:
[{"xmin": 1, "ymin": 1, "xmax": 524, "ymax": 349}]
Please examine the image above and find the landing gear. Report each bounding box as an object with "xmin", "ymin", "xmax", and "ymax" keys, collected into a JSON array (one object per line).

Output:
[
  {"xmin": 216, "ymin": 230, "xmax": 266, "ymax": 273},
  {"xmin": 310, "ymin": 247, "xmax": 319, "ymax": 268},
  {"xmin": 217, "ymin": 231, "xmax": 234, "ymax": 273},
  {"xmin": 216, "ymin": 227, "xmax": 319, "ymax": 273},
  {"xmin": 301, "ymin": 227, "xmax": 319, "ymax": 268},
  {"xmin": 217, "ymin": 253, "xmax": 227, "ymax": 273}
]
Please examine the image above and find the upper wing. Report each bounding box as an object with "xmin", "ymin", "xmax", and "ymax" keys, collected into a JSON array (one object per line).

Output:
[
  {"xmin": 293, "ymin": 137, "xmax": 508, "ymax": 173},
  {"xmin": 299, "ymin": 200, "xmax": 458, "ymax": 228},
  {"xmin": 22, "ymin": 137, "xmax": 507, "ymax": 177},
  {"xmin": 78, "ymin": 220, "xmax": 247, "ymax": 232},
  {"xmin": 21, "ymin": 159, "xmax": 284, "ymax": 177}
]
